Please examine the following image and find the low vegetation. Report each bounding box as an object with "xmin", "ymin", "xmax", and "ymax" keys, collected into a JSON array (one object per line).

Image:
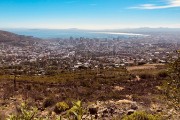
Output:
[
  {"xmin": 0, "ymin": 61, "xmax": 179, "ymax": 119},
  {"xmin": 7, "ymin": 103, "xmax": 38, "ymax": 120},
  {"xmin": 122, "ymin": 111, "xmax": 161, "ymax": 120}
]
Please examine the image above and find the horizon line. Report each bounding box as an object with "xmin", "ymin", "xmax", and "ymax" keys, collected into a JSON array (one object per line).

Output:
[{"xmin": 1, "ymin": 27, "xmax": 180, "ymax": 31}]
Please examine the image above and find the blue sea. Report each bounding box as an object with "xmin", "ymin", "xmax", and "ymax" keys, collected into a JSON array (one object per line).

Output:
[{"xmin": 5, "ymin": 29, "xmax": 147, "ymax": 39}]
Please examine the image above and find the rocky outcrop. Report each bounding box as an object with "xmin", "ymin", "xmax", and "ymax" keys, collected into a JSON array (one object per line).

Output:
[{"xmin": 86, "ymin": 99, "xmax": 140, "ymax": 119}]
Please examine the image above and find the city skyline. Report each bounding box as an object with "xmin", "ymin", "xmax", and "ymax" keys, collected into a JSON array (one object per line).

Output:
[{"xmin": 0, "ymin": 0, "xmax": 180, "ymax": 30}]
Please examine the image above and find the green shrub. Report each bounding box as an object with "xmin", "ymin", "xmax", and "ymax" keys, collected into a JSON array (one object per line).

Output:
[
  {"xmin": 7, "ymin": 103, "xmax": 38, "ymax": 120},
  {"xmin": 66, "ymin": 101, "xmax": 84, "ymax": 120},
  {"xmin": 122, "ymin": 111, "xmax": 161, "ymax": 120},
  {"xmin": 54, "ymin": 102, "xmax": 69, "ymax": 114},
  {"xmin": 166, "ymin": 54, "xmax": 180, "ymax": 105}
]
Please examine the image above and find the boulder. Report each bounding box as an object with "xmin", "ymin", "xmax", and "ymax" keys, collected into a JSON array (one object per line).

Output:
[{"xmin": 127, "ymin": 109, "xmax": 135, "ymax": 115}]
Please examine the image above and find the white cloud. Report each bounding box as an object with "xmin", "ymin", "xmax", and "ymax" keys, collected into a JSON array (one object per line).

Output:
[{"xmin": 130, "ymin": 0, "xmax": 180, "ymax": 9}]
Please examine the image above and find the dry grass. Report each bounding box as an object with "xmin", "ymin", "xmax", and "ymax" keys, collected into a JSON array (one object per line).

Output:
[{"xmin": 127, "ymin": 64, "xmax": 165, "ymax": 71}]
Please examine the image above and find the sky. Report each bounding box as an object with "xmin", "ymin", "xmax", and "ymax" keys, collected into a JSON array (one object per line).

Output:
[{"xmin": 0, "ymin": 0, "xmax": 180, "ymax": 30}]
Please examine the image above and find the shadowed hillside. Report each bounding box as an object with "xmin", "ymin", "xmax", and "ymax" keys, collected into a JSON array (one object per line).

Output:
[{"xmin": 0, "ymin": 30, "xmax": 40, "ymax": 46}]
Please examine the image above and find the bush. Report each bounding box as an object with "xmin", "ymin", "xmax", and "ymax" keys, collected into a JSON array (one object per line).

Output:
[
  {"xmin": 138, "ymin": 62, "xmax": 146, "ymax": 66},
  {"xmin": 45, "ymin": 70, "xmax": 57, "ymax": 76},
  {"xmin": 129, "ymin": 74, "xmax": 136, "ymax": 80},
  {"xmin": 66, "ymin": 101, "xmax": 84, "ymax": 120},
  {"xmin": 43, "ymin": 97, "xmax": 55, "ymax": 108},
  {"xmin": 139, "ymin": 73, "xmax": 153, "ymax": 79},
  {"xmin": 157, "ymin": 71, "xmax": 168, "ymax": 78},
  {"xmin": 165, "ymin": 54, "xmax": 180, "ymax": 106},
  {"xmin": 122, "ymin": 111, "xmax": 161, "ymax": 120},
  {"xmin": 7, "ymin": 103, "xmax": 38, "ymax": 120},
  {"xmin": 54, "ymin": 102, "xmax": 69, "ymax": 114}
]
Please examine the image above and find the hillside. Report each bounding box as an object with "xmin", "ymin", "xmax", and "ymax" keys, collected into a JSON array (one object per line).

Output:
[{"xmin": 0, "ymin": 30, "xmax": 40, "ymax": 46}]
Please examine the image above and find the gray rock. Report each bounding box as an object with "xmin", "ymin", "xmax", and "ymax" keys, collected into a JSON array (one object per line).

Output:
[
  {"xmin": 127, "ymin": 109, "xmax": 135, "ymax": 115},
  {"xmin": 130, "ymin": 103, "xmax": 138, "ymax": 110}
]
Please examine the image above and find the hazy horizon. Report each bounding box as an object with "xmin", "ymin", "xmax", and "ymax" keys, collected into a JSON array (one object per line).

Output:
[{"xmin": 2, "ymin": 27, "xmax": 180, "ymax": 31}]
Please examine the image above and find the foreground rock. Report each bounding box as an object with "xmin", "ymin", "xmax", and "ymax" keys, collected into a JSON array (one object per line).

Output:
[{"xmin": 86, "ymin": 99, "xmax": 140, "ymax": 119}]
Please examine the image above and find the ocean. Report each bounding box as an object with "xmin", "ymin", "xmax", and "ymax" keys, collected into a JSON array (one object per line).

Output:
[{"xmin": 5, "ymin": 29, "xmax": 147, "ymax": 39}]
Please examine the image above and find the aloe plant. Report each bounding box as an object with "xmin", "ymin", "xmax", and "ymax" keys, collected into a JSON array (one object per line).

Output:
[
  {"xmin": 7, "ymin": 103, "xmax": 38, "ymax": 120},
  {"xmin": 66, "ymin": 101, "xmax": 84, "ymax": 120}
]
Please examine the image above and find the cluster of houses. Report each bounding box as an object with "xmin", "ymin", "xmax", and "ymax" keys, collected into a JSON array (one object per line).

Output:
[{"xmin": 0, "ymin": 35, "xmax": 179, "ymax": 73}]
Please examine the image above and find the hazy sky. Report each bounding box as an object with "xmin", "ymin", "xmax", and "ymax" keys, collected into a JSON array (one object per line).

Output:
[{"xmin": 0, "ymin": 0, "xmax": 180, "ymax": 29}]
